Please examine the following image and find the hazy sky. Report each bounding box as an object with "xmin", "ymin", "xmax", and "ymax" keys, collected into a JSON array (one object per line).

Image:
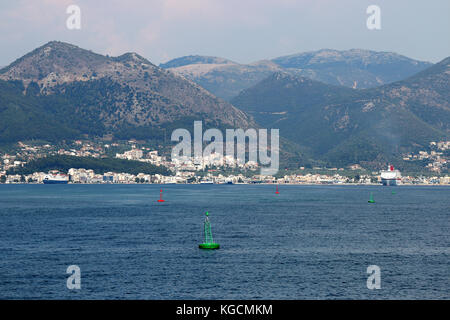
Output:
[{"xmin": 1, "ymin": 0, "xmax": 449, "ymax": 66}]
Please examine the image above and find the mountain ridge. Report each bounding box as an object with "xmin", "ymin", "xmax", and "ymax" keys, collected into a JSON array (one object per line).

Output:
[
  {"xmin": 161, "ymin": 49, "xmax": 433, "ymax": 100},
  {"xmin": 0, "ymin": 41, "xmax": 254, "ymax": 144},
  {"xmin": 0, "ymin": 41, "xmax": 447, "ymax": 170},
  {"xmin": 231, "ymin": 56, "xmax": 449, "ymax": 167}
]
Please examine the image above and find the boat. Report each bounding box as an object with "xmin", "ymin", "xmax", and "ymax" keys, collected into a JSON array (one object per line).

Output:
[
  {"xmin": 368, "ymin": 192, "xmax": 375, "ymax": 203},
  {"xmin": 200, "ymin": 180, "xmax": 214, "ymax": 184},
  {"xmin": 43, "ymin": 173, "xmax": 69, "ymax": 184},
  {"xmin": 380, "ymin": 165, "xmax": 401, "ymax": 186}
]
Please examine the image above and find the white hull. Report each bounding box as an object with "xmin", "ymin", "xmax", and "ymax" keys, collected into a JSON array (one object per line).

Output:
[{"xmin": 380, "ymin": 165, "xmax": 401, "ymax": 186}]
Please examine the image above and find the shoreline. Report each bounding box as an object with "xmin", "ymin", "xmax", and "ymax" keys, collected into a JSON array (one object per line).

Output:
[{"xmin": 1, "ymin": 182, "xmax": 449, "ymax": 186}]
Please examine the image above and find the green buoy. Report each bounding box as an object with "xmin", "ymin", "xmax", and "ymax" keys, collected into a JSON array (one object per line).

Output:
[
  {"xmin": 368, "ymin": 192, "xmax": 375, "ymax": 203},
  {"xmin": 199, "ymin": 211, "xmax": 220, "ymax": 250}
]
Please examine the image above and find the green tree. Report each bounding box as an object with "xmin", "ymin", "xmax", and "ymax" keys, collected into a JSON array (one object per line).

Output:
[{"xmin": 7, "ymin": 155, "xmax": 172, "ymax": 176}]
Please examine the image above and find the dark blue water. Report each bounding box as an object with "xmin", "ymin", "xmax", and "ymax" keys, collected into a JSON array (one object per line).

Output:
[{"xmin": 0, "ymin": 184, "xmax": 448, "ymax": 299}]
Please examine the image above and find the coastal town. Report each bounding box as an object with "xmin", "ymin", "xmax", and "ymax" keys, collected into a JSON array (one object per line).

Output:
[{"xmin": 0, "ymin": 139, "xmax": 449, "ymax": 185}]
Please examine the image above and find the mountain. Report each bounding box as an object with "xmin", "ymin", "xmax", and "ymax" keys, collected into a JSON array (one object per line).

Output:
[
  {"xmin": 1, "ymin": 41, "xmax": 445, "ymax": 169},
  {"xmin": 159, "ymin": 55, "xmax": 236, "ymax": 69},
  {"xmin": 161, "ymin": 55, "xmax": 283, "ymax": 101},
  {"xmin": 271, "ymin": 49, "xmax": 433, "ymax": 89},
  {"xmin": 231, "ymin": 57, "xmax": 450, "ymax": 167},
  {"xmin": 161, "ymin": 50, "xmax": 432, "ymax": 101},
  {"xmin": 0, "ymin": 41, "xmax": 253, "ymax": 143}
]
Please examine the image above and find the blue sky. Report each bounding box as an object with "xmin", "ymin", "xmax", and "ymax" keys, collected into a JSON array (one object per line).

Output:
[{"xmin": 1, "ymin": 0, "xmax": 449, "ymax": 66}]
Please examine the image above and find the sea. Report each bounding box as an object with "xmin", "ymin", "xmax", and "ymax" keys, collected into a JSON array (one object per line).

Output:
[{"xmin": 0, "ymin": 184, "xmax": 448, "ymax": 299}]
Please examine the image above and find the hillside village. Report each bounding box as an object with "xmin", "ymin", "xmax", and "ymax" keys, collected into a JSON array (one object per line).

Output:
[{"xmin": 1, "ymin": 139, "xmax": 449, "ymax": 185}]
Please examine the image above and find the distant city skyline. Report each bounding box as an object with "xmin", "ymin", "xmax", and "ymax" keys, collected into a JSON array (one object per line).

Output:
[{"xmin": 1, "ymin": 0, "xmax": 449, "ymax": 66}]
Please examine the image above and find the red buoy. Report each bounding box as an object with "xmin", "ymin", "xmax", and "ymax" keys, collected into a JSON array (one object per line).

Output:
[
  {"xmin": 157, "ymin": 189, "xmax": 165, "ymax": 202},
  {"xmin": 275, "ymin": 185, "xmax": 280, "ymax": 194}
]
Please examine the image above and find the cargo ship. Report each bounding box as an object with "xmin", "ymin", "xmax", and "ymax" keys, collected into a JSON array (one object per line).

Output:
[
  {"xmin": 380, "ymin": 165, "xmax": 401, "ymax": 186},
  {"xmin": 43, "ymin": 173, "xmax": 69, "ymax": 184}
]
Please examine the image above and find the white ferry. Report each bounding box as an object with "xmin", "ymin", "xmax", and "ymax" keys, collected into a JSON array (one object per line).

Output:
[
  {"xmin": 380, "ymin": 165, "xmax": 401, "ymax": 186},
  {"xmin": 43, "ymin": 173, "xmax": 69, "ymax": 184}
]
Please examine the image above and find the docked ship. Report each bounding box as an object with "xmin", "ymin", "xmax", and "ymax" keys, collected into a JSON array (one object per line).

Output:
[
  {"xmin": 43, "ymin": 172, "xmax": 69, "ymax": 184},
  {"xmin": 380, "ymin": 165, "xmax": 401, "ymax": 186}
]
